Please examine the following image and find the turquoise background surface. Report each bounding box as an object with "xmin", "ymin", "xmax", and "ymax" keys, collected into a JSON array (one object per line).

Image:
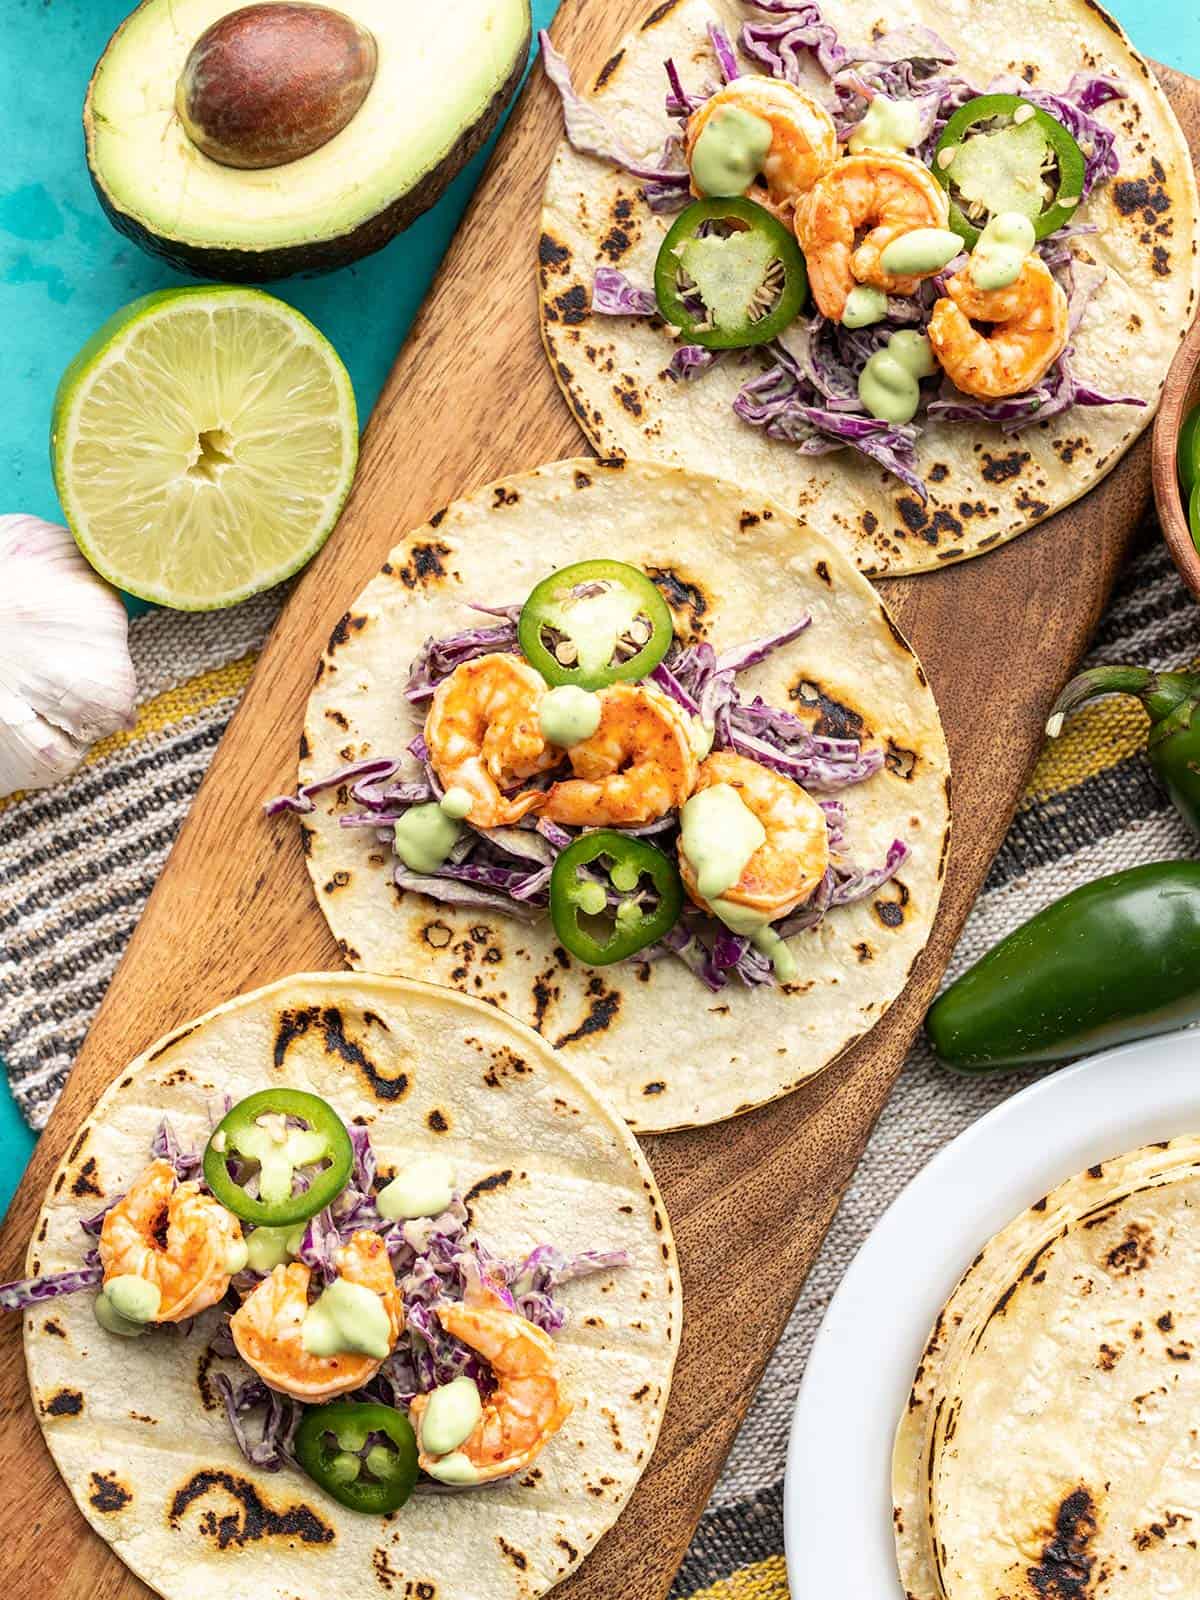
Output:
[{"xmin": 0, "ymin": 0, "xmax": 1197, "ymax": 1216}]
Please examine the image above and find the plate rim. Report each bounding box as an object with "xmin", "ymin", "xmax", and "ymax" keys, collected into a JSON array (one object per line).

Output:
[{"xmin": 782, "ymin": 1028, "xmax": 1200, "ymax": 1596}]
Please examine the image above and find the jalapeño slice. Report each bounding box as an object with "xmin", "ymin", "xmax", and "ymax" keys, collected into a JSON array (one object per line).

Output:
[
  {"xmin": 654, "ymin": 196, "xmax": 808, "ymax": 349},
  {"xmin": 519, "ymin": 559, "xmax": 674, "ymax": 689},
  {"xmin": 550, "ymin": 830, "xmax": 684, "ymax": 965},
  {"xmin": 934, "ymin": 94, "xmax": 1087, "ymax": 248},
  {"xmin": 203, "ymin": 1087, "xmax": 353, "ymax": 1227},
  {"xmin": 295, "ymin": 1401, "xmax": 418, "ymax": 1514}
]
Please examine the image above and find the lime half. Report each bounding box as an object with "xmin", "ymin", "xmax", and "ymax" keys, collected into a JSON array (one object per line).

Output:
[{"xmin": 51, "ymin": 287, "xmax": 358, "ymax": 610}]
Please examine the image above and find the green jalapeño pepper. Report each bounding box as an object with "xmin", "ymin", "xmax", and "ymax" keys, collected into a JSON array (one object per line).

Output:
[
  {"xmin": 934, "ymin": 94, "xmax": 1087, "ymax": 248},
  {"xmin": 654, "ymin": 196, "xmax": 808, "ymax": 349},
  {"xmin": 519, "ymin": 560, "xmax": 674, "ymax": 689},
  {"xmin": 926, "ymin": 861, "xmax": 1200, "ymax": 1072},
  {"xmin": 203, "ymin": 1087, "xmax": 354, "ymax": 1227},
  {"xmin": 295, "ymin": 1401, "xmax": 418, "ymax": 1514},
  {"xmin": 1048, "ymin": 665, "xmax": 1200, "ymax": 839},
  {"xmin": 1178, "ymin": 400, "xmax": 1200, "ymax": 501},
  {"xmin": 550, "ymin": 830, "xmax": 683, "ymax": 965}
]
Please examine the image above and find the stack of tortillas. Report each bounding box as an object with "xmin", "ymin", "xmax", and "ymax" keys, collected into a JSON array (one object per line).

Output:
[{"xmin": 894, "ymin": 1138, "xmax": 1200, "ymax": 1597}]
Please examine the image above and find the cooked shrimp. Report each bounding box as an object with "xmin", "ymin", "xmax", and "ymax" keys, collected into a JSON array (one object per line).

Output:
[
  {"xmin": 794, "ymin": 154, "xmax": 950, "ymax": 320},
  {"xmin": 684, "ymin": 78, "xmax": 838, "ymax": 215},
  {"xmin": 99, "ymin": 1158, "xmax": 243, "ymax": 1323},
  {"xmin": 231, "ymin": 1230, "xmax": 402, "ymax": 1402},
  {"xmin": 928, "ymin": 254, "xmax": 1068, "ymax": 399},
  {"xmin": 540, "ymin": 683, "xmax": 699, "ymax": 826},
  {"xmin": 679, "ymin": 752, "xmax": 829, "ymax": 921},
  {"xmin": 410, "ymin": 1280, "xmax": 571, "ymax": 1483},
  {"xmin": 425, "ymin": 653, "xmax": 558, "ymax": 827}
]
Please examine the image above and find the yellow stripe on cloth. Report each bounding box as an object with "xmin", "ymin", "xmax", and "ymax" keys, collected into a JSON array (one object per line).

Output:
[
  {"xmin": 0, "ymin": 651, "xmax": 259, "ymax": 817},
  {"xmin": 683, "ymin": 1555, "xmax": 790, "ymax": 1599},
  {"xmin": 1021, "ymin": 695, "xmax": 1149, "ymax": 808}
]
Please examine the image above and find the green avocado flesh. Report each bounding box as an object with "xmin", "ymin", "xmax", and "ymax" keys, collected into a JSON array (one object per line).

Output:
[{"xmin": 85, "ymin": 0, "xmax": 531, "ymax": 280}]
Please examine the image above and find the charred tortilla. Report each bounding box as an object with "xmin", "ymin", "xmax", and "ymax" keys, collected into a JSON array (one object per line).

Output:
[
  {"xmin": 538, "ymin": 0, "xmax": 1199, "ymax": 576},
  {"xmin": 295, "ymin": 457, "xmax": 950, "ymax": 1132}
]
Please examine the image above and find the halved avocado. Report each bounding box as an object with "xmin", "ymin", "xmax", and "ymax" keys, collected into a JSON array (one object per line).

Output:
[{"xmin": 84, "ymin": 0, "xmax": 531, "ymax": 282}]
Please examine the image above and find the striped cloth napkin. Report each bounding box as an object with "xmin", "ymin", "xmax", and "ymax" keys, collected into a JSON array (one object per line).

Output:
[{"xmin": 0, "ymin": 516, "xmax": 1193, "ymax": 1598}]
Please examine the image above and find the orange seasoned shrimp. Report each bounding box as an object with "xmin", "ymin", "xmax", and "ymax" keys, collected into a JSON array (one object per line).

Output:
[
  {"xmin": 928, "ymin": 255, "xmax": 1068, "ymax": 399},
  {"xmin": 410, "ymin": 1280, "xmax": 571, "ymax": 1483},
  {"xmin": 231, "ymin": 1230, "xmax": 402, "ymax": 1402},
  {"xmin": 99, "ymin": 1159, "xmax": 243, "ymax": 1323},
  {"xmin": 794, "ymin": 154, "xmax": 950, "ymax": 320},
  {"xmin": 679, "ymin": 752, "xmax": 829, "ymax": 921},
  {"xmin": 684, "ymin": 78, "xmax": 838, "ymax": 215},
  {"xmin": 425, "ymin": 653, "xmax": 558, "ymax": 827},
  {"xmin": 541, "ymin": 683, "xmax": 699, "ymax": 826}
]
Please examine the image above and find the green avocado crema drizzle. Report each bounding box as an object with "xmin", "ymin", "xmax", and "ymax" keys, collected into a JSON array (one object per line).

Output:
[
  {"xmin": 848, "ymin": 94, "xmax": 924, "ymax": 155},
  {"xmin": 302, "ymin": 1278, "xmax": 392, "ymax": 1360},
  {"xmin": 858, "ymin": 330, "xmax": 938, "ymax": 425},
  {"xmin": 878, "ymin": 228, "xmax": 963, "ymax": 278},
  {"xmin": 539, "ymin": 684, "xmax": 602, "ymax": 747},
  {"xmin": 421, "ymin": 1377, "xmax": 484, "ymax": 1457},
  {"xmin": 679, "ymin": 785, "xmax": 799, "ymax": 981},
  {"xmin": 393, "ymin": 798, "xmax": 464, "ymax": 871},
  {"xmin": 245, "ymin": 1223, "xmax": 305, "ymax": 1274},
  {"xmin": 842, "ymin": 285, "xmax": 888, "ymax": 329},
  {"xmin": 376, "ymin": 1156, "xmax": 456, "ymax": 1222},
  {"xmin": 970, "ymin": 209, "xmax": 1036, "ymax": 290},
  {"xmin": 680, "ymin": 784, "xmax": 765, "ymax": 901},
  {"xmin": 95, "ymin": 1273, "xmax": 161, "ymax": 1337},
  {"xmin": 691, "ymin": 105, "xmax": 774, "ymax": 196}
]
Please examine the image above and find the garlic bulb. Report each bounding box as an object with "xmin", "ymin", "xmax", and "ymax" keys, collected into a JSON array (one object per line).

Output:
[{"xmin": 0, "ymin": 515, "xmax": 137, "ymax": 798}]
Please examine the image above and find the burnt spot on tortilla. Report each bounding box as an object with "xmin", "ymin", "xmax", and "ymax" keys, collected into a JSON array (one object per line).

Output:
[
  {"xmin": 855, "ymin": 942, "xmax": 874, "ymax": 963},
  {"xmin": 1113, "ymin": 175, "xmax": 1171, "ymax": 222},
  {"xmin": 497, "ymin": 1536, "xmax": 528, "ymax": 1571},
  {"xmin": 464, "ymin": 1171, "xmax": 513, "ymax": 1212},
  {"xmin": 594, "ymin": 48, "xmax": 625, "ymax": 89},
  {"xmin": 613, "ymin": 376, "xmax": 644, "ymax": 416},
  {"xmin": 274, "ymin": 1006, "xmax": 408, "ymax": 1101},
  {"xmin": 1027, "ymin": 1486, "xmax": 1097, "ymax": 1599},
  {"xmin": 324, "ymin": 870, "xmax": 351, "ymax": 893},
  {"xmin": 861, "ymin": 510, "xmax": 879, "ymax": 536},
  {"xmin": 1133, "ymin": 1509, "xmax": 1194, "ymax": 1550},
  {"xmin": 42, "ymin": 1318, "xmax": 65, "ymax": 1338},
  {"xmin": 643, "ymin": 1081, "xmax": 666, "ymax": 1095},
  {"xmin": 554, "ymin": 285, "xmax": 589, "ymax": 326},
  {"xmin": 896, "ymin": 497, "xmax": 931, "ymax": 539},
  {"xmin": 1096, "ymin": 1342, "xmax": 1122, "ymax": 1371},
  {"xmin": 482, "ymin": 1044, "xmax": 531, "ymax": 1088},
  {"xmin": 554, "ymin": 980, "xmax": 620, "ymax": 1049},
  {"xmin": 873, "ymin": 881, "xmax": 909, "ymax": 929},
  {"xmin": 885, "ymin": 739, "xmax": 917, "ymax": 779},
  {"xmin": 557, "ymin": 1535, "xmax": 580, "ymax": 1565},
  {"xmin": 1157, "ymin": 1312, "xmax": 1174, "ymax": 1332},
  {"xmin": 1016, "ymin": 488, "xmax": 1050, "ymax": 520},
  {"xmin": 646, "ymin": 566, "xmax": 708, "ymax": 637},
  {"xmin": 492, "ymin": 486, "xmax": 519, "ymax": 508},
  {"xmin": 1168, "ymin": 1344, "xmax": 1193, "ymax": 1361},
  {"xmin": 428, "ymin": 508, "xmax": 448, "ymax": 530},
  {"xmin": 146, "ymin": 1021, "xmax": 194, "ymax": 1063},
  {"xmin": 981, "ymin": 449, "xmax": 1030, "ymax": 484},
  {"xmin": 397, "ymin": 541, "xmax": 451, "ymax": 588},
  {"xmin": 928, "ymin": 463, "xmax": 949, "ymax": 483},
  {"xmin": 574, "ymin": 470, "xmax": 594, "ymax": 492},
  {"xmin": 422, "ymin": 920, "xmax": 453, "ymax": 949},
  {"xmin": 43, "ymin": 1389, "xmax": 83, "ymax": 1417},
  {"xmin": 324, "ymin": 707, "xmax": 350, "ymax": 730},
  {"xmin": 1105, "ymin": 1221, "xmax": 1155, "ymax": 1276},
  {"xmin": 790, "ymin": 681, "xmax": 865, "ymax": 741},
  {"xmin": 372, "ymin": 1547, "xmax": 401, "ymax": 1590},
  {"xmin": 1088, "ymin": 1162, "xmax": 1104, "ymax": 1179},
  {"xmin": 169, "ymin": 1469, "xmax": 334, "ymax": 1549},
  {"xmin": 600, "ymin": 223, "xmax": 634, "ymax": 261},
  {"xmin": 877, "ymin": 609, "xmax": 915, "ymax": 660},
  {"xmin": 1053, "ymin": 437, "xmax": 1088, "ymax": 466},
  {"xmin": 641, "ymin": 0, "xmax": 682, "ymax": 27},
  {"xmin": 814, "ymin": 560, "xmax": 832, "ymax": 586},
  {"xmin": 538, "ymin": 232, "xmax": 571, "ymax": 274},
  {"xmin": 426, "ymin": 1109, "xmax": 449, "ymax": 1134},
  {"xmin": 70, "ymin": 1158, "xmax": 102, "ymax": 1196},
  {"xmin": 1153, "ymin": 244, "xmax": 1170, "ymax": 277},
  {"xmin": 68, "ymin": 1127, "xmax": 89, "ymax": 1163},
  {"xmin": 328, "ymin": 611, "xmax": 353, "ymax": 650},
  {"xmin": 739, "ymin": 510, "xmax": 761, "ymax": 531},
  {"xmin": 89, "ymin": 1472, "xmax": 131, "ymax": 1513}
]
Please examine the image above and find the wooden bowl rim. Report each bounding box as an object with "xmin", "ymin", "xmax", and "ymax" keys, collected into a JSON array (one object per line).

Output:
[{"xmin": 1153, "ymin": 309, "xmax": 1200, "ymax": 602}]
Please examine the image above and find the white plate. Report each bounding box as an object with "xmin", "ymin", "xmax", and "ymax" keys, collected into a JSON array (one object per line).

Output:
[{"xmin": 783, "ymin": 1030, "xmax": 1200, "ymax": 1596}]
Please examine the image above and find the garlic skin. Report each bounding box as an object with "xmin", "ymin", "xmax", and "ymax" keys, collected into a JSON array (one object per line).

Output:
[{"xmin": 0, "ymin": 515, "xmax": 137, "ymax": 798}]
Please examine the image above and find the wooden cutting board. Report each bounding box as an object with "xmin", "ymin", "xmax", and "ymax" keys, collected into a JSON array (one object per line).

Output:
[{"xmin": 1, "ymin": 10, "xmax": 1196, "ymax": 1591}]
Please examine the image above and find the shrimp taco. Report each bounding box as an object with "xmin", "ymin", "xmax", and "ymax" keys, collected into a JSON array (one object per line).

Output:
[
  {"xmin": 269, "ymin": 458, "xmax": 950, "ymax": 1132},
  {"xmin": 537, "ymin": 0, "xmax": 1200, "ymax": 576},
  {"xmin": 9, "ymin": 972, "xmax": 679, "ymax": 1600}
]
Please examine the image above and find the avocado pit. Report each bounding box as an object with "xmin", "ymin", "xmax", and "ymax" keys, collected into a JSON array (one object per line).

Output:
[{"xmin": 176, "ymin": 3, "xmax": 378, "ymax": 170}]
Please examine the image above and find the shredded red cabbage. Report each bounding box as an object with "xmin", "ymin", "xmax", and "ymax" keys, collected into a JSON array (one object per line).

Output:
[{"xmin": 593, "ymin": 265, "xmax": 658, "ymax": 316}]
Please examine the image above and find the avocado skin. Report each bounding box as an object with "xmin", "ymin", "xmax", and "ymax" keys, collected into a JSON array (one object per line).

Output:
[{"xmin": 84, "ymin": 7, "xmax": 530, "ymax": 284}]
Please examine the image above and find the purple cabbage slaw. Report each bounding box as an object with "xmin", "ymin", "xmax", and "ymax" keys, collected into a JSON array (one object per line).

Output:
[
  {"xmin": 271, "ymin": 607, "xmax": 908, "ymax": 995},
  {"xmin": 540, "ymin": 3, "xmax": 1142, "ymax": 487}
]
